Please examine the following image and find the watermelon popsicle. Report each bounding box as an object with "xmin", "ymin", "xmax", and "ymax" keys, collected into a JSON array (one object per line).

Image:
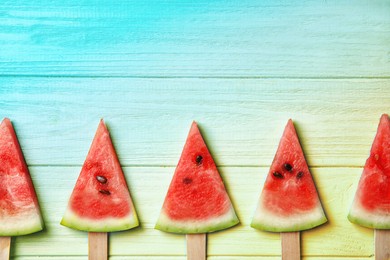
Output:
[
  {"xmin": 155, "ymin": 121, "xmax": 239, "ymax": 259},
  {"xmin": 348, "ymin": 114, "xmax": 390, "ymax": 259},
  {"xmin": 61, "ymin": 120, "xmax": 139, "ymax": 260},
  {"xmin": 251, "ymin": 119, "xmax": 327, "ymax": 260},
  {"xmin": 0, "ymin": 118, "xmax": 44, "ymax": 260}
]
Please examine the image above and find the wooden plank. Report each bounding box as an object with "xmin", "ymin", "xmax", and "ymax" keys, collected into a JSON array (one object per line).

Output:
[
  {"xmin": 0, "ymin": 1, "xmax": 389, "ymax": 77},
  {"xmin": 11, "ymin": 166, "xmax": 372, "ymax": 257},
  {"xmin": 1, "ymin": 2, "xmax": 387, "ymax": 260},
  {"xmin": 11, "ymin": 257, "xmax": 375, "ymax": 260},
  {"xmin": 187, "ymin": 234, "xmax": 206, "ymax": 260},
  {"xmin": 16, "ymin": 256, "xmax": 387, "ymax": 260},
  {"xmin": 375, "ymin": 230, "xmax": 390, "ymax": 260},
  {"xmin": 281, "ymin": 232, "xmax": 300, "ymax": 260},
  {"xmin": 0, "ymin": 78, "xmax": 389, "ymax": 167}
]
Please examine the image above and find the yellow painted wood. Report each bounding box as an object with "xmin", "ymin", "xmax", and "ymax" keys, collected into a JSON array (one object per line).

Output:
[
  {"xmin": 10, "ymin": 166, "xmax": 372, "ymax": 258},
  {"xmin": 11, "ymin": 257, "xmax": 375, "ymax": 260},
  {"xmin": 0, "ymin": 78, "xmax": 389, "ymax": 167}
]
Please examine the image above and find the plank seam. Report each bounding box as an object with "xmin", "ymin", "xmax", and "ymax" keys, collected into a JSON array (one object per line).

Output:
[{"xmin": 0, "ymin": 75, "xmax": 390, "ymax": 80}]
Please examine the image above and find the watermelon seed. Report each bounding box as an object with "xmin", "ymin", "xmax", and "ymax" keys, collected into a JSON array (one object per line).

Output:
[
  {"xmin": 183, "ymin": 177, "xmax": 192, "ymax": 184},
  {"xmin": 273, "ymin": 172, "xmax": 284, "ymax": 179},
  {"xmin": 195, "ymin": 155, "xmax": 203, "ymax": 165},
  {"xmin": 96, "ymin": 175, "xmax": 107, "ymax": 184},
  {"xmin": 99, "ymin": 189, "xmax": 111, "ymax": 195},
  {"xmin": 283, "ymin": 163, "xmax": 293, "ymax": 172},
  {"xmin": 297, "ymin": 172, "xmax": 304, "ymax": 179}
]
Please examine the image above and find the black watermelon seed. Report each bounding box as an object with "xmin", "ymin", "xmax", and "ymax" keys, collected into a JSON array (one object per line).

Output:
[
  {"xmin": 195, "ymin": 155, "xmax": 203, "ymax": 165},
  {"xmin": 273, "ymin": 172, "xmax": 284, "ymax": 179},
  {"xmin": 297, "ymin": 172, "xmax": 304, "ymax": 179},
  {"xmin": 96, "ymin": 175, "xmax": 107, "ymax": 184},
  {"xmin": 283, "ymin": 163, "xmax": 293, "ymax": 172},
  {"xmin": 183, "ymin": 177, "xmax": 192, "ymax": 184},
  {"xmin": 99, "ymin": 189, "xmax": 111, "ymax": 195}
]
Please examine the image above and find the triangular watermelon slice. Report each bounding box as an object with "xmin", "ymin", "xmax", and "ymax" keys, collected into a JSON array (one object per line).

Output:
[
  {"xmin": 0, "ymin": 118, "xmax": 44, "ymax": 236},
  {"xmin": 251, "ymin": 119, "xmax": 327, "ymax": 232},
  {"xmin": 155, "ymin": 121, "xmax": 239, "ymax": 233},
  {"xmin": 61, "ymin": 119, "xmax": 138, "ymax": 232},
  {"xmin": 348, "ymin": 114, "xmax": 390, "ymax": 229}
]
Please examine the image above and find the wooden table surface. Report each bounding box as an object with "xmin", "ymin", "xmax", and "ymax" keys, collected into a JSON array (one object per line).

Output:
[{"xmin": 1, "ymin": 0, "xmax": 389, "ymax": 259}]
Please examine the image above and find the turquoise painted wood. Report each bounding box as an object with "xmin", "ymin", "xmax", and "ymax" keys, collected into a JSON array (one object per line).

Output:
[
  {"xmin": 1, "ymin": 78, "xmax": 389, "ymax": 167},
  {"xmin": 0, "ymin": 0, "xmax": 389, "ymax": 259},
  {"xmin": 0, "ymin": 0, "xmax": 389, "ymax": 77}
]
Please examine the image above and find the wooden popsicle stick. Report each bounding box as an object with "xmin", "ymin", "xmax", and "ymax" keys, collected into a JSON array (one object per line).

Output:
[
  {"xmin": 88, "ymin": 232, "xmax": 108, "ymax": 260},
  {"xmin": 281, "ymin": 232, "xmax": 300, "ymax": 260},
  {"xmin": 0, "ymin": 236, "xmax": 11, "ymax": 260},
  {"xmin": 187, "ymin": 233, "xmax": 206, "ymax": 260},
  {"xmin": 375, "ymin": 229, "xmax": 390, "ymax": 260}
]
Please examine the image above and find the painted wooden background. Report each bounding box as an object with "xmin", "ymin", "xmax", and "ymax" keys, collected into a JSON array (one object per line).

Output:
[{"xmin": 1, "ymin": 0, "xmax": 389, "ymax": 259}]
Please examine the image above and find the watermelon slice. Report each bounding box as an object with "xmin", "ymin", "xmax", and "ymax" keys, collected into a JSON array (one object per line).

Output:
[
  {"xmin": 348, "ymin": 114, "xmax": 390, "ymax": 229},
  {"xmin": 251, "ymin": 119, "xmax": 327, "ymax": 232},
  {"xmin": 155, "ymin": 121, "xmax": 239, "ymax": 234},
  {"xmin": 61, "ymin": 119, "xmax": 139, "ymax": 232},
  {"xmin": 0, "ymin": 118, "xmax": 44, "ymax": 236}
]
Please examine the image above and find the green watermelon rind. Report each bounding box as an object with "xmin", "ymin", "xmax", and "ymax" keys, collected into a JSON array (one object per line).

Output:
[
  {"xmin": 251, "ymin": 203, "xmax": 327, "ymax": 232},
  {"xmin": 347, "ymin": 114, "xmax": 390, "ymax": 230},
  {"xmin": 61, "ymin": 208, "xmax": 139, "ymax": 232},
  {"xmin": 348, "ymin": 202, "xmax": 390, "ymax": 229},
  {"xmin": 0, "ymin": 212, "xmax": 43, "ymax": 236},
  {"xmin": 0, "ymin": 118, "xmax": 45, "ymax": 236},
  {"xmin": 155, "ymin": 207, "xmax": 239, "ymax": 234},
  {"xmin": 0, "ymin": 224, "xmax": 43, "ymax": 237}
]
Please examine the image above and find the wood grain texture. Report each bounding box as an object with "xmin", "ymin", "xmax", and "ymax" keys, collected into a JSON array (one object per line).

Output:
[
  {"xmin": 187, "ymin": 234, "xmax": 206, "ymax": 260},
  {"xmin": 1, "ymin": 78, "xmax": 389, "ymax": 167},
  {"xmin": 282, "ymin": 232, "xmax": 300, "ymax": 260},
  {"xmin": 1, "ymin": 1, "xmax": 388, "ymax": 259},
  {"xmin": 375, "ymin": 230, "xmax": 390, "ymax": 260},
  {"xmin": 0, "ymin": 0, "xmax": 389, "ymax": 77},
  {"xmin": 9, "ymin": 166, "xmax": 372, "ymax": 258},
  {"xmin": 11, "ymin": 257, "xmax": 375, "ymax": 260},
  {"xmin": 88, "ymin": 232, "xmax": 107, "ymax": 260},
  {"xmin": 0, "ymin": 237, "xmax": 11, "ymax": 260}
]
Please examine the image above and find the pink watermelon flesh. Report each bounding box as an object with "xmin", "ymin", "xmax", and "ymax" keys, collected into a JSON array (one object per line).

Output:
[
  {"xmin": 155, "ymin": 121, "xmax": 239, "ymax": 233},
  {"xmin": 61, "ymin": 119, "xmax": 138, "ymax": 232},
  {"xmin": 251, "ymin": 119, "xmax": 327, "ymax": 232},
  {"xmin": 0, "ymin": 118, "xmax": 43, "ymax": 236},
  {"xmin": 348, "ymin": 114, "xmax": 390, "ymax": 229}
]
